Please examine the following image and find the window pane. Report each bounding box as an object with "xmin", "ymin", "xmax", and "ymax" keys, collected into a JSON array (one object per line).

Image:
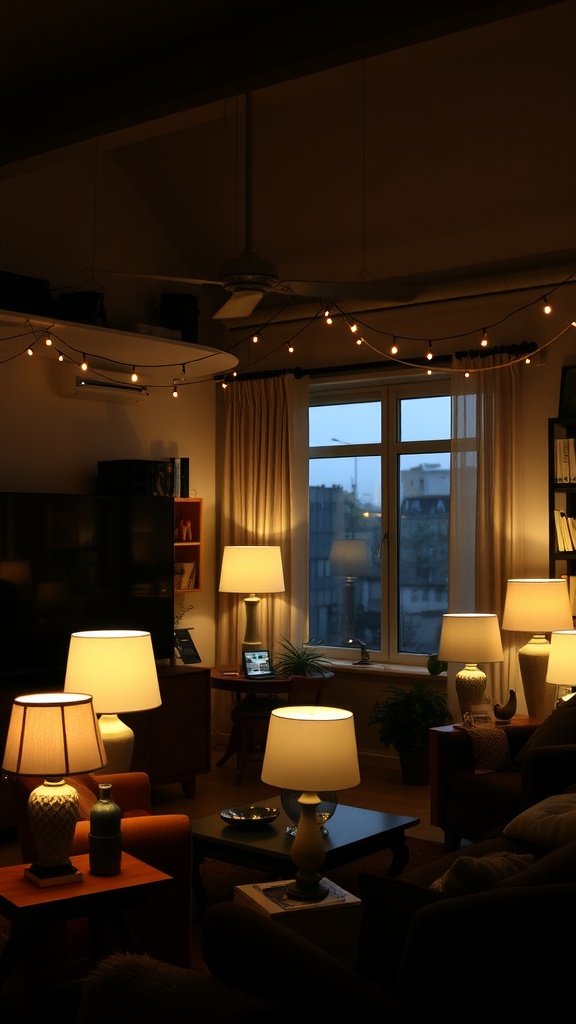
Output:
[
  {"xmin": 400, "ymin": 396, "xmax": 450, "ymax": 442},
  {"xmin": 309, "ymin": 455, "xmax": 381, "ymax": 649},
  {"xmin": 309, "ymin": 402, "xmax": 381, "ymax": 446},
  {"xmin": 397, "ymin": 453, "xmax": 450, "ymax": 655}
]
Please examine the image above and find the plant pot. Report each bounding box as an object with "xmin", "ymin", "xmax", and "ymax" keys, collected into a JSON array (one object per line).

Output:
[{"xmin": 397, "ymin": 746, "xmax": 430, "ymax": 786}]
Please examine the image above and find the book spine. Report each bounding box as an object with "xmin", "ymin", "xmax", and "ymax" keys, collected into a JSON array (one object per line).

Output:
[{"xmin": 180, "ymin": 458, "xmax": 189, "ymax": 498}]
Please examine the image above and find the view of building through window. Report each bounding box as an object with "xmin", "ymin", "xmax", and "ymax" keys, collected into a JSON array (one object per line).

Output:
[{"xmin": 309, "ymin": 390, "xmax": 451, "ymax": 662}]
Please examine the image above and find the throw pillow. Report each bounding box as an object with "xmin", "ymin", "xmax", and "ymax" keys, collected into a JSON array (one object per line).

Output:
[
  {"xmin": 357, "ymin": 873, "xmax": 444, "ymax": 989},
  {"xmin": 503, "ymin": 792, "xmax": 576, "ymax": 848},
  {"xmin": 515, "ymin": 692, "xmax": 576, "ymax": 765},
  {"xmin": 467, "ymin": 726, "xmax": 513, "ymax": 773},
  {"xmin": 429, "ymin": 851, "xmax": 534, "ymax": 895}
]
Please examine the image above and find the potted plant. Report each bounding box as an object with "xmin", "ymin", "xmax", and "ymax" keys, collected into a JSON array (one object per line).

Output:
[
  {"xmin": 369, "ymin": 681, "xmax": 451, "ymax": 785},
  {"xmin": 273, "ymin": 637, "xmax": 332, "ymax": 677}
]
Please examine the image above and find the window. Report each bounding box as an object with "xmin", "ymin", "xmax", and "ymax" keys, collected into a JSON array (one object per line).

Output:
[{"xmin": 309, "ymin": 380, "xmax": 451, "ymax": 666}]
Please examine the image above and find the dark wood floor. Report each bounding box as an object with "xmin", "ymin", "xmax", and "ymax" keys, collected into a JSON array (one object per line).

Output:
[{"xmin": 0, "ymin": 744, "xmax": 443, "ymax": 867}]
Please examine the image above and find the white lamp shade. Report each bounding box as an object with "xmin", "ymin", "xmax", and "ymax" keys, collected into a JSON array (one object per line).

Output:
[
  {"xmin": 546, "ymin": 630, "xmax": 576, "ymax": 685},
  {"xmin": 219, "ymin": 545, "xmax": 285, "ymax": 594},
  {"xmin": 330, "ymin": 539, "xmax": 370, "ymax": 577},
  {"xmin": 2, "ymin": 692, "xmax": 106, "ymax": 776},
  {"xmin": 63, "ymin": 629, "xmax": 161, "ymax": 714},
  {"xmin": 438, "ymin": 613, "xmax": 504, "ymax": 663},
  {"xmin": 502, "ymin": 579, "xmax": 573, "ymax": 633},
  {"xmin": 261, "ymin": 705, "xmax": 360, "ymax": 792}
]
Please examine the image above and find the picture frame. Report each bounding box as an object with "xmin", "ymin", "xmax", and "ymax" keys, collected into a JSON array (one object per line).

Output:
[{"xmin": 558, "ymin": 364, "xmax": 576, "ymax": 421}]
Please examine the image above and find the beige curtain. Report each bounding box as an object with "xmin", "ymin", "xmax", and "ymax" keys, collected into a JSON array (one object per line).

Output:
[
  {"xmin": 213, "ymin": 374, "xmax": 309, "ymax": 743},
  {"xmin": 449, "ymin": 350, "xmax": 524, "ymax": 719}
]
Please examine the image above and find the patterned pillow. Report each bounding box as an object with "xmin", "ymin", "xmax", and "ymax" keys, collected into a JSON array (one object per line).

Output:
[
  {"xmin": 515, "ymin": 692, "xmax": 576, "ymax": 764},
  {"xmin": 429, "ymin": 852, "xmax": 534, "ymax": 895},
  {"xmin": 467, "ymin": 726, "xmax": 513, "ymax": 774}
]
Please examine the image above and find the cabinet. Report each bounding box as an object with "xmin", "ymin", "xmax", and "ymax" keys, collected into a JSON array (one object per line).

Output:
[
  {"xmin": 173, "ymin": 497, "xmax": 202, "ymax": 592},
  {"xmin": 549, "ymin": 418, "xmax": 576, "ymax": 610}
]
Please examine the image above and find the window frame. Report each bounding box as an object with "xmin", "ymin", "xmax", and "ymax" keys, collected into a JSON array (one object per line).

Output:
[{"xmin": 309, "ymin": 373, "xmax": 451, "ymax": 669}]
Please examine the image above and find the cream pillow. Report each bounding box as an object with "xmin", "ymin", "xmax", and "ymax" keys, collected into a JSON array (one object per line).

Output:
[
  {"xmin": 429, "ymin": 852, "xmax": 534, "ymax": 895},
  {"xmin": 503, "ymin": 793, "xmax": 576, "ymax": 848}
]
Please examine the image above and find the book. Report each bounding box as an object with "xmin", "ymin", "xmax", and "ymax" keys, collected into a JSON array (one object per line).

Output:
[
  {"xmin": 555, "ymin": 509, "xmax": 567, "ymax": 551},
  {"xmin": 569, "ymin": 438, "xmax": 576, "ymax": 484}
]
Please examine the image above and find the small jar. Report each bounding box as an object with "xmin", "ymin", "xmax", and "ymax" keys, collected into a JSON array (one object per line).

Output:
[{"xmin": 89, "ymin": 783, "xmax": 122, "ymax": 876}]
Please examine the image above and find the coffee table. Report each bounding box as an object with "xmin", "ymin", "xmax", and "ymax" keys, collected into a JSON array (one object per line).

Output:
[{"xmin": 191, "ymin": 797, "xmax": 419, "ymax": 916}]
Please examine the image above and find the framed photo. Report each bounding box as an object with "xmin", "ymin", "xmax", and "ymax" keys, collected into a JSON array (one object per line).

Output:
[
  {"xmin": 558, "ymin": 364, "xmax": 576, "ymax": 421},
  {"xmin": 464, "ymin": 704, "xmax": 495, "ymax": 729}
]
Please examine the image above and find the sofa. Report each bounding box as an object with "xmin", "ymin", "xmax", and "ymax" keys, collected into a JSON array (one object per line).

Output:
[
  {"xmin": 430, "ymin": 693, "xmax": 576, "ymax": 849},
  {"xmin": 7, "ymin": 771, "xmax": 194, "ymax": 969},
  {"xmin": 76, "ymin": 787, "xmax": 576, "ymax": 1021}
]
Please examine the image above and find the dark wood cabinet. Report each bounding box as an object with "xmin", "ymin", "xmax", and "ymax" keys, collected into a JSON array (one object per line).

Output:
[{"xmin": 122, "ymin": 664, "xmax": 211, "ymax": 797}]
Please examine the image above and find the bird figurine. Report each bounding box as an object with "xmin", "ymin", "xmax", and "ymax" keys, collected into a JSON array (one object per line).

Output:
[{"xmin": 494, "ymin": 689, "xmax": 517, "ymax": 721}]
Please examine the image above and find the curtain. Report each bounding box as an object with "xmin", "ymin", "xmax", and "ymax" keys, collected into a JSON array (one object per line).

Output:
[
  {"xmin": 448, "ymin": 349, "xmax": 525, "ymax": 719},
  {"xmin": 213, "ymin": 374, "xmax": 309, "ymax": 743}
]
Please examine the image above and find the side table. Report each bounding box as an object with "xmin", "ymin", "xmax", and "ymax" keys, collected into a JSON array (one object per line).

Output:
[{"xmin": 0, "ymin": 852, "xmax": 172, "ymax": 1022}]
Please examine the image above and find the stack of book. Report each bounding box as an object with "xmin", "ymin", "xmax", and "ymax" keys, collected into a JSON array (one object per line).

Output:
[
  {"xmin": 554, "ymin": 437, "xmax": 576, "ymax": 483},
  {"xmin": 554, "ymin": 509, "xmax": 576, "ymax": 551}
]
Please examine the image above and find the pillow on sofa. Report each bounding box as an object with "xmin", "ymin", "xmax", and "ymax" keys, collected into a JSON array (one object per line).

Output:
[
  {"xmin": 467, "ymin": 726, "xmax": 513, "ymax": 773},
  {"xmin": 515, "ymin": 692, "xmax": 576, "ymax": 765},
  {"xmin": 429, "ymin": 851, "xmax": 534, "ymax": 895},
  {"xmin": 503, "ymin": 793, "xmax": 576, "ymax": 848}
]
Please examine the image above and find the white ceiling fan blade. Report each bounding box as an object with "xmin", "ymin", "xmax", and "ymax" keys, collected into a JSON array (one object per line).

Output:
[
  {"xmin": 90, "ymin": 269, "xmax": 223, "ymax": 287},
  {"xmin": 279, "ymin": 280, "xmax": 420, "ymax": 302},
  {"xmin": 213, "ymin": 290, "xmax": 264, "ymax": 319}
]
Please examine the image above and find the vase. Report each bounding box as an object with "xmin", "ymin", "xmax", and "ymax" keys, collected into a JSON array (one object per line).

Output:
[
  {"xmin": 280, "ymin": 790, "xmax": 338, "ymax": 836},
  {"xmin": 89, "ymin": 783, "xmax": 122, "ymax": 876},
  {"xmin": 397, "ymin": 747, "xmax": 430, "ymax": 786}
]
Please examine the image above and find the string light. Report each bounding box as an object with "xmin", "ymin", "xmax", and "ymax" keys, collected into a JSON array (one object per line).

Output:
[
  {"xmin": 287, "ymin": 343, "xmax": 294, "ymax": 353},
  {"xmin": 27, "ymin": 347, "xmax": 33, "ymax": 356},
  {"xmin": 324, "ymin": 309, "xmax": 333, "ymax": 325},
  {"xmin": 57, "ymin": 351, "xmax": 64, "ymax": 362},
  {"xmin": 543, "ymin": 296, "xmax": 552, "ymax": 314},
  {"xmin": 356, "ymin": 335, "xmax": 363, "ymax": 347},
  {"xmin": 131, "ymin": 366, "xmax": 138, "ymax": 382},
  {"xmin": 80, "ymin": 355, "xmax": 88, "ymax": 371},
  {"xmin": 426, "ymin": 341, "xmax": 433, "ymax": 361},
  {"xmin": 172, "ymin": 380, "xmax": 178, "ymax": 397},
  {"xmin": 45, "ymin": 333, "xmax": 52, "ymax": 347},
  {"xmin": 252, "ymin": 334, "xmax": 259, "ymax": 344},
  {"xmin": 391, "ymin": 337, "xmax": 398, "ymax": 355},
  {"xmin": 481, "ymin": 329, "xmax": 488, "ymax": 347}
]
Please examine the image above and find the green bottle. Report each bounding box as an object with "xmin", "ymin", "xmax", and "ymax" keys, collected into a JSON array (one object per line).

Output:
[{"xmin": 89, "ymin": 783, "xmax": 122, "ymax": 875}]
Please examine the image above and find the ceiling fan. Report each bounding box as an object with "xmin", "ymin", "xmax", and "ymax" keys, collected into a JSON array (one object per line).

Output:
[{"xmin": 95, "ymin": 93, "xmax": 419, "ymax": 321}]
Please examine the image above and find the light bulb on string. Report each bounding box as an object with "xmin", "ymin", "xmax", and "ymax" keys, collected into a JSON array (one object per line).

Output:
[
  {"xmin": 57, "ymin": 351, "xmax": 64, "ymax": 362},
  {"xmin": 252, "ymin": 334, "xmax": 259, "ymax": 344},
  {"xmin": 45, "ymin": 333, "xmax": 53, "ymax": 347},
  {"xmin": 80, "ymin": 355, "xmax": 88, "ymax": 371},
  {"xmin": 349, "ymin": 322, "xmax": 358, "ymax": 334},
  {"xmin": 324, "ymin": 309, "xmax": 333, "ymax": 325},
  {"xmin": 356, "ymin": 335, "xmax": 364, "ymax": 347},
  {"xmin": 542, "ymin": 296, "xmax": 552, "ymax": 314},
  {"xmin": 391, "ymin": 337, "xmax": 398, "ymax": 355},
  {"xmin": 172, "ymin": 380, "xmax": 178, "ymax": 398},
  {"xmin": 131, "ymin": 366, "xmax": 138, "ymax": 383},
  {"xmin": 426, "ymin": 341, "xmax": 433, "ymax": 361},
  {"xmin": 481, "ymin": 329, "xmax": 488, "ymax": 347},
  {"xmin": 287, "ymin": 343, "xmax": 294, "ymax": 354},
  {"xmin": 27, "ymin": 347, "xmax": 33, "ymax": 356}
]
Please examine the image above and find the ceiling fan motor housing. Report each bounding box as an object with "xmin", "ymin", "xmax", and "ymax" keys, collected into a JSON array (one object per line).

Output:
[{"xmin": 219, "ymin": 251, "xmax": 279, "ymax": 293}]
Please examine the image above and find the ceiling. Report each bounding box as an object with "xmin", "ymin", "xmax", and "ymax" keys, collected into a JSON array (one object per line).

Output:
[{"xmin": 0, "ymin": 0, "xmax": 574, "ymax": 377}]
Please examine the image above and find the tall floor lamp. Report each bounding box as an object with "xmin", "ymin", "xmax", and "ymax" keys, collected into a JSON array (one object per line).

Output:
[
  {"xmin": 502, "ymin": 579, "xmax": 574, "ymax": 720},
  {"xmin": 219, "ymin": 545, "xmax": 285, "ymax": 655}
]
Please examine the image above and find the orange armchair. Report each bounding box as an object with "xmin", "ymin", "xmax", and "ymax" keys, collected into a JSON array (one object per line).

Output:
[{"xmin": 8, "ymin": 771, "xmax": 193, "ymax": 969}]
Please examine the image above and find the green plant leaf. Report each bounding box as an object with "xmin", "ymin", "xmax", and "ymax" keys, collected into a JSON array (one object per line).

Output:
[{"xmin": 369, "ymin": 681, "xmax": 451, "ymax": 750}]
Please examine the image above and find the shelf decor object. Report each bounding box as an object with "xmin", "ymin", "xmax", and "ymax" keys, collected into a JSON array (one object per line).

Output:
[
  {"xmin": 261, "ymin": 705, "xmax": 360, "ymax": 901},
  {"xmin": 219, "ymin": 545, "xmax": 285, "ymax": 655},
  {"xmin": 437, "ymin": 613, "xmax": 504, "ymax": 720},
  {"xmin": 502, "ymin": 579, "xmax": 574, "ymax": 720},
  {"xmin": 545, "ymin": 629, "xmax": 576, "ymax": 705},
  {"xmin": 64, "ymin": 629, "xmax": 161, "ymax": 773},
  {"xmin": 1, "ymin": 692, "xmax": 106, "ymax": 886}
]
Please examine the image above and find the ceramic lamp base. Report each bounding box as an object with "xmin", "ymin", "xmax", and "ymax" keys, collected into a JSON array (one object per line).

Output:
[{"xmin": 455, "ymin": 665, "xmax": 487, "ymax": 719}]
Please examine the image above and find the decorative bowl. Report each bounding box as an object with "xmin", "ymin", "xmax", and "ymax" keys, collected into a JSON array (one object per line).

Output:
[{"xmin": 220, "ymin": 805, "xmax": 280, "ymax": 828}]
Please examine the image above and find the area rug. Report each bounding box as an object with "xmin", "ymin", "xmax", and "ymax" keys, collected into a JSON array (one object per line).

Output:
[{"xmin": 191, "ymin": 836, "xmax": 442, "ymax": 972}]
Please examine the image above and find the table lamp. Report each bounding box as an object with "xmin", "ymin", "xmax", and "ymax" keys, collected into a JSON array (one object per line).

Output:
[
  {"xmin": 64, "ymin": 629, "xmax": 161, "ymax": 773},
  {"xmin": 219, "ymin": 545, "xmax": 285, "ymax": 654},
  {"xmin": 502, "ymin": 579, "xmax": 574, "ymax": 720},
  {"xmin": 2, "ymin": 692, "xmax": 106, "ymax": 886},
  {"xmin": 438, "ymin": 613, "xmax": 504, "ymax": 719},
  {"xmin": 546, "ymin": 629, "xmax": 576, "ymax": 704},
  {"xmin": 261, "ymin": 705, "xmax": 360, "ymax": 901}
]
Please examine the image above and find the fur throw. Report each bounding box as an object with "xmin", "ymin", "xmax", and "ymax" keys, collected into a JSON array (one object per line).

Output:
[{"xmin": 429, "ymin": 852, "xmax": 534, "ymax": 895}]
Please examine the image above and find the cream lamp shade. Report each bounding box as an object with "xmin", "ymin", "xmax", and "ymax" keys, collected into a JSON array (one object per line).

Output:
[
  {"xmin": 502, "ymin": 579, "xmax": 574, "ymax": 720},
  {"xmin": 438, "ymin": 613, "xmax": 504, "ymax": 719},
  {"xmin": 219, "ymin": 545, "xmax": 285, "ymax": 654},
  {"xmin": 546, "ymin": 629, "xmax": 576, "ymax": 702},
  {"xmin": 261, "ymin": 705, "xmax": 360, "ymax": 901},
  {"xmin": 2, "ymin": 692, "xmax": 106, "ymax": 886},
  {"xmin": 64, "ymin": 629, "xmax": 161, "ymax": 773}
]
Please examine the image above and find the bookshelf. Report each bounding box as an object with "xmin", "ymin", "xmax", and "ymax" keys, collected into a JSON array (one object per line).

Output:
[
  {"xmin": 549, "ymin": 417, "xmax": 576, "ymax": 616},
  {"xmin": 174, "ymin": 497, "xmax": 202, "ymax": 593}
]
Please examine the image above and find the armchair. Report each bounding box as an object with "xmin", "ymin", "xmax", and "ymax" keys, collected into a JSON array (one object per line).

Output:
[
  {"xmin": 8, "ymin": 771, "xmax": 193, "ymax": 968},
  {"xmin": 430, "ymin": 700, "xmax": 576, "ymax": 851}
]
